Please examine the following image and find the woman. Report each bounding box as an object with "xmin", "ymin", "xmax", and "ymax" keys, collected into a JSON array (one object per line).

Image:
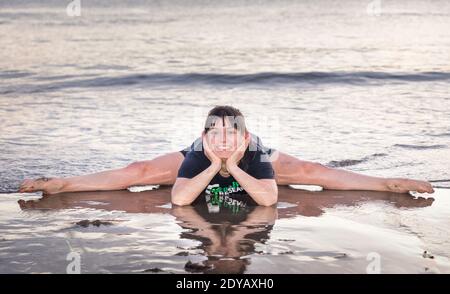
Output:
[
  {"xmin": 19, "ymin": 106, "xmax": 434, "ymax": 198},
  {"xmin": 171, "ymin": 106, "xmax": 278, "ymax": 207}
]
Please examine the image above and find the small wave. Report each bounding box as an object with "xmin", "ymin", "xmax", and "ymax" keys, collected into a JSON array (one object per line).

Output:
[
  {"xmin": 327, "ymin": 153, "xmax": 387, "ymax": 168},
  {"xmin": 428, "ymin": 179, "xmax": 450, "ymax": 189},
  {"xmin": 327, "ymin": 159, "xmax": 365, "ymax": 168},
  {"xmin": 0, "ymin": 190, "xmax": 20, "ymax": 194},
  {"xmin": 394, "ymin": 144, "xmax": 447, "ymax": 150},
  {"xmin": 0, "ymin": 70, "xmax": 33, "ymax": 79},
  {"xmin": 429, "ymin": 179, "xmax": 450, "ymax": 183},
  {"xmin": 53, "ymin": 71, "xmax": 450, "ymax": 86},
  {"xmin": 428, "ymin": 180, "xmax": 450, "ymax": 189},
  {"xmin": 3, "ymin": 71, "xmax": 450, "ymax": 94},
  {"xmin": 427, "ymin": 132, "xmax": 450, "ymax": 137}
]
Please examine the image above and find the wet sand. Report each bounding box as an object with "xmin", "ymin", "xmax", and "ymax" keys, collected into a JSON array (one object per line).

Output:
[{"xmin": 0, "ymin": 186, "xmax": 448, "ymax": 274}]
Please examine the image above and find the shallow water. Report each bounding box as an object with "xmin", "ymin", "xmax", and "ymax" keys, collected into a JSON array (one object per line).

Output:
[
  {"xmin": 1, "ymin": 0, "xmax": 450, "ymax": 192},
  {"xmin": 0, "ymin": 0, "xmax": 450, "ymax": 273},
  {"xmin": 0, "ymin": 187, "xmax": 448, "ymax": 274}
]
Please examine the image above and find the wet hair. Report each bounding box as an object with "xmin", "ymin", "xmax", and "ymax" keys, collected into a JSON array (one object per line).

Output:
[{"xmin": 204, "ymin": 105, "xmax": 247, "ymax": 134}]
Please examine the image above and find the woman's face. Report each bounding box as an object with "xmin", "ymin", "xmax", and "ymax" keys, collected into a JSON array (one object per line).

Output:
[{"xmin": 205, "ymin": 118, "xmax": 246, "ymax": 159}]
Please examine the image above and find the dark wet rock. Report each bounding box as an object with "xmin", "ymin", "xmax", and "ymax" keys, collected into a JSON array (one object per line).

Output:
[
  {"xmin": 175, "ymin": 251, "xmax": 189, "ymax": 256},
  {"xmin": 76, "ymin": 219, "xmax": 113, "ymax": 227},
  {"xmin": 184, "ymin": 261, "xmax": 211, "ymax": 272},
  {"xmin": 279, "ymin": 251, "xmax": 294, "ymax": 255},
  {"xmin": 176, "ymin": 246, "xmax": 199, "ymax": 250},
  {"xmin": 278, "ymin": 239, "xmax": 295, "ymax": 242},
  {"xmin": 143, "ymin": 267, "xmax": 164, "ymax": 273},
  {"xmin": 422, "ymin": 251, "xmax": 434, "ymax": 259},
  {"xmin": 394, "ymin": 144, "xmax": 446, "ymax": 150},
  {"xmin": 334, "ymin": 253, "xmax": 348, "ymax": 259},
  {"xmin": 76, "ymin": 220, "xmax": 91, "ymax": 227}
]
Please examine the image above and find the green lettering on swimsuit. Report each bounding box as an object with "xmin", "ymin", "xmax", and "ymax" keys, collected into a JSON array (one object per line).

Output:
[{"xmin": 206, "ymin": 181, "xmax": 245, "ymax": 213}]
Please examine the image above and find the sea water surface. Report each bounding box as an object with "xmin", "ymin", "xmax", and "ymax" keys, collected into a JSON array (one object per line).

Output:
[{"xmin": 0, "ymin": 0, "xmax": 449, "ymax": 273}]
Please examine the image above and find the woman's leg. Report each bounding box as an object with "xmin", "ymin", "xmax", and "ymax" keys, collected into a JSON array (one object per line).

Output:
[
  {"xmin": 270, "ymin": 151, "xmax": 434, "ymax": 193},
  {"xmin": 18, "ymin": 152, "xmax": 185, "ymax": 195}
]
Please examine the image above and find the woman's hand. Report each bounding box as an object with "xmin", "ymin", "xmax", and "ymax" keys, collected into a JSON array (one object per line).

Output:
[
  {"xmin": 202, "ymin": 131, "xmax": 221, "ymax": 168},
  {"xmin": 226, "ymin": 133, "xmax": 250, "ymax": 171}
]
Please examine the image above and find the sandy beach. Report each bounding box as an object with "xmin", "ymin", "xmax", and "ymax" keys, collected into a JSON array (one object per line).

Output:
[{"xmin": 0, "ymin": 187, "xmax": 448, "ymax": 274}]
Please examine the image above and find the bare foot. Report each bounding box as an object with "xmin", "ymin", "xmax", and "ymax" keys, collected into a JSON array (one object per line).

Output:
[
  {"xmin": 387, "ymin": 178, "xmax": 435, "ymax": 194},
  {"xmin": 18, "ymin": 199, "xmax": 39, "ymax": 210},
  {"xmin": 18, "ymin": 177, "xmax": 65, "ymax": 195}
]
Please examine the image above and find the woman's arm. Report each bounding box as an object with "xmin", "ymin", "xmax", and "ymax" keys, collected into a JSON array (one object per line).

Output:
[
  {"xmin": 226, "ymin": 134, "xmax": 278, "ymax": 206},
  {"xmin": 171, "ymin": 133, "xmax": 222, "ymax": 206},
  {"xmin": 228, "ymin": 164, "xmax": 278, "ymax": 206},
  {"xmin": 171, "ymin": 162, "xmax": 221, "ymax": 206}
]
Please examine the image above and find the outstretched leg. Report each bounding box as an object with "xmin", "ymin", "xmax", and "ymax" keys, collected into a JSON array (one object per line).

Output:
[
  {"xmin": 270, "ymin": 151, "xmax": 434, "ymax": 193},
  {"xmin": 19, "ymin": 152, "xmax": 185, "ymax": 195}
]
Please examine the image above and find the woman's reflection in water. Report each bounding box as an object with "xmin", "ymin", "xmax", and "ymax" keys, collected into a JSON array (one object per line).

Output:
[
  {"xmin": 172, "ymin": 204, "xmax": 277, "ymax": 273},
  {"xmin": 17, "ymin": 186, "xmax": 434, "ymax": 273}
]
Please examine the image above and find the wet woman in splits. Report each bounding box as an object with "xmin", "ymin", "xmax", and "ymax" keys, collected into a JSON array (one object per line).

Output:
[{"xmin": 19, "ymin": 105, "xmax": 434, "ymax": 200}]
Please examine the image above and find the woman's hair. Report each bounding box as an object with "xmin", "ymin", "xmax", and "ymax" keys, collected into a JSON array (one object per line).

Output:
[{"xmin": 204, "ymin": 105, "xmax": 247, "ymax": 134}]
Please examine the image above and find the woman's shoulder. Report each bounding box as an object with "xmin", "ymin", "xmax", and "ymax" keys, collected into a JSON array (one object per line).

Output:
[
  {"xmin": 246, "ymin": 148, "xmax": 271, "ymax": 164},
  {"xmin": 179, "ymin": 148, "xmax": 210, "ymax": 176},
  {"xmin": 184, "ymin": 148, "xmax": 206, "ymax": 160}
]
